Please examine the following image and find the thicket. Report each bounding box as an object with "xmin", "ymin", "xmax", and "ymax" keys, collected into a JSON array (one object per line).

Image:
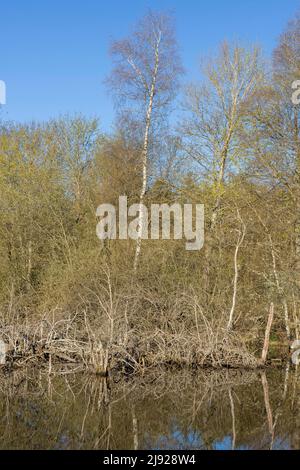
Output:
[{"xmin": 1, "ymin": 11, "xmax": 300, "ymax": 372}]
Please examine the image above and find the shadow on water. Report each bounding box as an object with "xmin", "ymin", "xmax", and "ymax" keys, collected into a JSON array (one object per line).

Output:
[{"xmin": 0, "ymin": 366, "xmax": 299, "ymax": 450}]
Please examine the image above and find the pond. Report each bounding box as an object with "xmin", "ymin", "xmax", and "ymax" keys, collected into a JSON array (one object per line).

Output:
[{"xmin": 0, "ymin": 367, "xmax": 299, "ymax": 450}]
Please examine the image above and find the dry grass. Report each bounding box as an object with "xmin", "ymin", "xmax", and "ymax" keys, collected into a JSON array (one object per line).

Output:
[{"xmin": 0, "ymin": 285, "xmax": 260, "ymax": 374}]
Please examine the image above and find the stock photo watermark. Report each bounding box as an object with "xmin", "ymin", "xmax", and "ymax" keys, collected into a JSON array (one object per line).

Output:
[
  {"xmin": 0, "ymin": 80, "xmax": 6, "ymax": 105},
  {"xmin": 96, "ymin": 196, "xmax": 205, "ymax": 251},
  {"xmin": 291, "ymin": 340, "xmax": 300, "ymax": 365},
  {"xmin": 0, "ymin": 339, "xmax": 7, "ymax": 365}
]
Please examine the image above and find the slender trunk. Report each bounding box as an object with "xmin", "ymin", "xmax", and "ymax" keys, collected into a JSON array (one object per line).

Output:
[
  {"xmin": 227, "ymin": 212, "xmax": 246, "ymax": 331},
  {"xmin": 206, "ymin": 134, "xmax": 232, "ymax": 295},
  {"xmin": 210, "ymin": 125, "xmax": 233, "ymax": 230},
  {"xmin": 283, "ymin": 361, "xmax": 290, "ymax": 400},
  {"xmin": 228, "ymin": 388, "xmax": 236, "ymax": 450},
  {"xmin": 133, "ymin": 95, "xmax": 153, "ymax": 272},
  {"xmin": 210, "ymin": 152, "xmax": 226, "ymax": 230},
  {"xmin": 261, "ymin": 372, "xmax": 275, "ymax": 450},
  {"xmin": 269, "ymin": 234, "xmax": 290, "ymax": 339},
  {"xmin": 261, "ymin": 303, "xmax": 274, "ymax": 365},
  {"xmin": 292, "ymin": 293, "xmax": 299, "ymax": 340},
  {"xmin": 27, "ymin": 240, "xmax": 32, "ymax": 291},
  {"xmin": 134, "ymin": 36, "xmax": 161, "ymax": 272}
]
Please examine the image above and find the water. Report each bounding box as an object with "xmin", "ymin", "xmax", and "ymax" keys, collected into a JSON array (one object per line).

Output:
[{"xmin": 0, "ymin": 367, "xmax": 299, "ymax": 450}]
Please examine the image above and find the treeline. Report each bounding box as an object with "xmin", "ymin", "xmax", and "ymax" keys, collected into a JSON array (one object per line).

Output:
[{"xmin": 0, "ymin": 10, "xmax": 300, "ymax": 371}]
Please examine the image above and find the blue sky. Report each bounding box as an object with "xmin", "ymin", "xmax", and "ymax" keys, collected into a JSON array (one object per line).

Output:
[{"xmin": 1, "ymin": 0, "xmax": 300, "ymax": 131}]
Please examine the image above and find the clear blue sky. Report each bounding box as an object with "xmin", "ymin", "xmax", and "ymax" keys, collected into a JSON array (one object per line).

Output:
[{"xmin": 1, "ymin": 0, "xmax": 300, "ymax": 131}]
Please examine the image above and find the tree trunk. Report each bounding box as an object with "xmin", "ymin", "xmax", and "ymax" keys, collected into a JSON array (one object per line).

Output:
[
  {"xmin": 261, "ymin": 303, "xmax": 274, "ymax": 365},
  {"xmin": 227, "ymin": 211, "xmax": 246, "ymax": 331},
  {"xmin": 133, "ymin": 35, "xmax": 161, "ymax": 272}
]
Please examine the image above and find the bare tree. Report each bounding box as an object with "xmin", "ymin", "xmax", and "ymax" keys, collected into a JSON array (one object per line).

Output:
[
  {"xmin": 244, "ymin": 15, "xmax": 300, "ymax": 292},
  {"xmin": 273, "ymin": 17, "xmax": 300, "ymax": 290},
  {"xmin": 181, "ymin": 42, "xmax": 264, "ymax": 229},
  {"xmin": 107, "ymin": 10, "xmax": 182, "ymax": 271}
]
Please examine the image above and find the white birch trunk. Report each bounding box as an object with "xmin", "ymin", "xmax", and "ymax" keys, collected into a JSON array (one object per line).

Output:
[
  {"xmin": 227, "ymin": 212, "xmax": 246, "ymax": 331},
  {"xmin": 133, "ymin": 34, "xmax": 161, "ymax": 272}
]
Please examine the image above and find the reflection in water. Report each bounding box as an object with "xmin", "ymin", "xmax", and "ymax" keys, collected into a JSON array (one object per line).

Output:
[{"xmin": 0, "ymin": 367, "xmax": 299, "ymax": 450}]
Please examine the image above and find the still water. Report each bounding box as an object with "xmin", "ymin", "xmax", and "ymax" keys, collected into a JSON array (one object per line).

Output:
[{"xmin": 0, "ymin": 367, "xmax": 299, "ymax": 450}]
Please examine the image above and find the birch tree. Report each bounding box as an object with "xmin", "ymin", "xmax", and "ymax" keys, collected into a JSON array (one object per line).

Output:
[
  {"xmin": 107, "ymin": 11, "xmax": 182, "ymax": 271},
  {"xmin": 181, "ymin": 42, "xmax": 264, "ymax": 229},
  {"xmin": 272, "ymin": 16, "xmax": 300, "ymax": 290},
  {"xmin": 244, "ymin": 14, "xmax": 300, "ymax": 292}
]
